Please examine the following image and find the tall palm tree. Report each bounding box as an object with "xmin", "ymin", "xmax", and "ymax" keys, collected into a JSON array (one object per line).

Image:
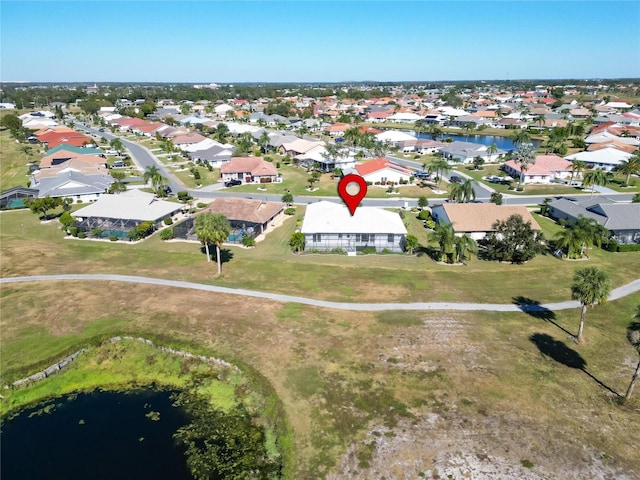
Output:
[
  {"xmin": 571, "ymin": 267, "xmax": 611, "ymax": 343},
  {"xmin": 195, "ymin": 213, "xmax": 215, "ymax": 264},
  {"xmin": 143, "ymin": 165, "xmax": 169, "ymax": 196},
  {"xmin": 459, "ymin": 179, "xmax": 476, "ymax": 203},
  {"xmin": 513, "ymin": 142, "xmax": 536, "ymax": 190},
  {"xmin": 554, "ymin": 226, "xmax": 582, "ymax": 259},
  {"xmin": 110, "ymin": 138, "xmax": 124, "ymax": 154},
  {"xmin": 569, "ymin": 160, "xmax": 586, "ymax": 184},
  {"xmin": 616, "ymin": 153, "xmax": 640, "ymax": 186},
  {"xmin": 427, "ymin": 124, "xmax": 443, "ymax": 141},
  {"xmin": 428, "ymin": 158, "xmax": 451, "ymax": 189},
  {"xmin": 582, "ymin": 169, "xmax": 608, "ymax": 198},
  {"xmin": 259, "ymin": 131, "xmax": 270, "ymax": 153},
  {"xmin": 513, "ymin": 129, "xmax": 531, "ymax": 146},
  {"xmin": 624, "ymin": 305, "xmax": 640, "ymax": 400},
  {"xmin": 430, "ymin": 222, "xmax": 456, "ymax": 263},
  {"xmin": 487, "ymin": 142, "xmax": 498, "ymax": 159},
  {"xmin": 210, "ymin": 213, "xmax": 231, "ymax": 276},
  {"xmin": 18, "ymin": 145, "xmax": 32, "ymax": 162}
]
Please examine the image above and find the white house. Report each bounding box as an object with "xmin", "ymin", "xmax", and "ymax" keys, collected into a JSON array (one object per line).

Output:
[
  {"xmin": 375, "ymin": 130, "xmax": 415, "ymax": 144},
  {"xmin": 565, "ymin": 148, "xmax": 633, "ymax": 172},
  {"xmin": 353, "ymin": 158, "xmax": 413, "ymax": 184},
  {"xmin": 503, "ymin": 155, "xmax": 573, "ymax": 184},
  {"xmin": 301, "ymin": 201, "xmax": 407, "ymax": 253},
  {"xmin": 438, "ymin": 141, "xmax": 505, "ymax": 164}
]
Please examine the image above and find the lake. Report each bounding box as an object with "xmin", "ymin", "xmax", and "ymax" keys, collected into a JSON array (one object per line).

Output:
[
  {"xmin": 1, "ymin": 389, "xmax": 196, "ymax": 480},
  {"xmin": 416, "ymin": 133, "xmax": 540, "ymax": 151}
]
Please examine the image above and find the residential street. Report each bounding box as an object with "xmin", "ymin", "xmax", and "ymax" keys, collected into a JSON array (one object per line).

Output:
[
  {"xmin": 80, "ymin": 125, "xmax": 637, "ymax": 208},
  {"xmin": 2, "ymin": 274, "xmax": 639, "ymax": 312}
]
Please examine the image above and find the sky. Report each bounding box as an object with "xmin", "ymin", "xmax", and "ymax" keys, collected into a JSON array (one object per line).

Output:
[{"xmin": 1, "ymin": 1, "xmax": 639, "ymax": 83}]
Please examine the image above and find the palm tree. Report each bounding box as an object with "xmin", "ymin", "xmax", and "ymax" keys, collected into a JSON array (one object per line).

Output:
[
  {"xmin": 289, "ymin": 231, "xmax": 305, "ymax": 254},
  {"xmin": 454, "ymin": 234, "xmax": 477, "ymax": 263},
  {"xmin": 513, "ymin": 129, "xmax": 531, "ymax": 146},
  {"xmin": 428, "ymin": 158, "xmax": 451, "ymax": 189},
  {"xmin": 616, "ymin": 153, "xmax": 640, "ymax": 186},
  {"xmin": 554, "ymin": 226, "xmax": 582, "ymax": 259},
  {"xmin": 427, "ymin": 124, "xmax": 443, "ymax": 141},
  {"xmin": 195, "ymin": 213, "xmax": 215, "ymax": 264},
  {"xmin": 259, "ymin": 131, "xmax": 270, "ymax": 153},
  {"xmin": 569, "ymin": 160, "xmax": 586, "ymax": 184},
  {"xmin": 534, "ymin": 114, "xmax": 546, "ymax": 129},
  {"xmin": 624, "ymin": 305, "xmax": 640, "ymax": 400},
  {"xmin": 143, "ymin": 165, "xmax": 169, "ymax": 196},
  {"xmin": 487, "ymin": 143, "xmax": 498, "ymax": 159},
  {"xmin": 210, "ymin": 213, "xmax": 231, "ymax": 275},
  {"xmin": 414, "ymin": 120, "xmax": 425, "ymax": 137},
  {"xmin": 448, "ymin": 182, "xmax": 464, "ymax": 202},
  {"xmin": 572, "ymin": 216, "xmax": 609, "ymax": 258},
  {"xmin": 430, "ymin": 222, "xmax": 456, "ymax": 263},
  {"xmin": 571, "ymin": 267, "xmax": 611, "ymax": 343},
  {"xmin": 404, "ymin": 234, "xmax": 419, "ymax": 255},
  {"xmin": 110, "ymin": 138, "xmax": 124, "ymax": 154},
  {"xmin": 513, "ymin": 142, "xmax": 536, "ymax": 190},
  {"xmin": 18, "ymin": 145, "xmax": 31, "ymax": 162},
  {"xmin": 582, "ymin": 169, "xmax": 608, "ymax": 198},
  {"xmin": 459, "ymin": 179, "xmax": 476, "ymax": 203},
  {"xmin": 344, "ymin": 127, "xmax": 361, "ymax": 148}
]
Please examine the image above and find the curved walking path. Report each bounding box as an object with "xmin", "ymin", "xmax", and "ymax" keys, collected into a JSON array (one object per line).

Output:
[{"xmin": 2, "ymin": 274, "xmax": 640, "ymax": 312}]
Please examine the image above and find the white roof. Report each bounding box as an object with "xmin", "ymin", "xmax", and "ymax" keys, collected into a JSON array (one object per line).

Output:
[
  {"xmin": 375, "ymin": 130, "xmax": 415, "ymax": 143},
  {"xmin": 72, "ymin": 190, "xmax": 181, "ymax": 221},
  {"xmin": 388, "ymin": 112, "xmax": 422, "ymax": 121},
  {"xmin": 181, "ymin": 138, "xmax": 219, "ymax": 153},
  {"xmin": 224, "ymin": 122, "xmax": 263, "ymax": 135},
  {"xmin": 301, "ymin": 201, "xmax": 407, "ymax": 235},
  {"xmin": 584, "ymin": 132, "xmax": 639, "ymax": 146},
  {"xmin": 566, "ymin": 148, "xmax": 632, "ymax": 166}
]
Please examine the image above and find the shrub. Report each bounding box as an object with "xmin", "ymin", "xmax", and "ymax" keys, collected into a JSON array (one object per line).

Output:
[
  {"xmin": 68, "ymin": 226, "xmax": 78, "ymax": 237},
  {"xmin": 77, "ymin": 232, "xmax": 87, "ymax": 239},
  {"xmin": 59, "ymin": 211, "xmax": 74, "ymax": 228},
  {"xmin": 284, "ymin": 207, "xmax": 296, "ymax": 215},
  {"xmin": 330, "ymin": 248, "xmax": 346, "ymax": 254},
  {"xmin": 425, "ymin": 219, "xmax": 436, "ymax": 229},
  {"xmin": 264, "ymin": 156, "xmax": 273, "ymax": 162},
  {"xmin": 418, "ymin": 210, "xmax": 431, "ymax": 221},
  {"xmin": 177, "ymin": 191, "xmax": 191, "ymax": 202},
  {"xmin": 192, "ymin": 169, "xmax": 201, "ymax": 180},
  {"xmin": 241, "ymin": 235, "xmax": 256, "ymax": 247},
  {"xmin": 163, "ymin": 216, "xmax": 173, "ymax": 225},
  {"xmin": 196, "ymin": 202, "xmax": 207, "ymax": 209},
  {"xmin": 361, "ymin": 246, "xmax": 376, "ymax": 254},
  {"xmin": 617, "ymin": 244, "xmax": 640, "ymax": 252},
  {"xmin": 366, "ymin": 181, "xmax": 373, "ymax": 186},
  {"xmin": 160, "ymin": 229, "xmax": 173, "ymax": 241},
  {"xmin": 91, "ymin": 228, "xmax": 102, "ymax": 237},
  {"xmin": 109, "ymin": 235, "xmax": 118, "ymax": 242},
  {"xmin": 521, "ymin": 460, "xmax": 534, "ymax": 468},
  {"xmin": 276, "ymin": 162, "xmax": 280, "ymax": 169}
]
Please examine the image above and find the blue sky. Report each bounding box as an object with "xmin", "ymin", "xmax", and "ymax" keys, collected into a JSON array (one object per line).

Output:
[{"xmin": 2, "ymin": 1, "xmax": 639, "ymax": 82}]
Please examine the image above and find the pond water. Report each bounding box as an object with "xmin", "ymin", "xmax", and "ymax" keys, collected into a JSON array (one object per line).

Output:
[
  {"xmin": 416, "ymin": 133, "xmax": 540, "ymax": 151},
  {"xmin": 1, "ymin": 389, "xmax": 195, "ymax": 480}
]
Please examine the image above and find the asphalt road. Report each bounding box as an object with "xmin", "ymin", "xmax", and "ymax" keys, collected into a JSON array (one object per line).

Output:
[{"xmin": 2, "ymin": 274, "xmax": 639, "ymax": 312}]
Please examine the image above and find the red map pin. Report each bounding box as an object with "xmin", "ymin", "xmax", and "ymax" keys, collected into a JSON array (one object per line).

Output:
[{"xmin": 338, "ymin": 173, "xmax": 367, "ymax": 216}]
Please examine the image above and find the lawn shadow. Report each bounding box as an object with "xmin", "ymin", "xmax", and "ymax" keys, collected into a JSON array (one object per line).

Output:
[
  {"xmin": 513, "ymin": 296, "xmax": 574, "ymax": 337},
  {"xmin": 200, "ymin": 246, "xmax": 234, "ymax": 264},
  {"xmin": 530, "ymin": 333, "xmax": 620, "ymax": 397}
]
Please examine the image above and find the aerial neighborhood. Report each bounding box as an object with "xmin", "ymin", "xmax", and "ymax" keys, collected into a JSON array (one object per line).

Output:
[{"xmin": 1, "ymin": 80, "xmax": 639, "ymax": 254}]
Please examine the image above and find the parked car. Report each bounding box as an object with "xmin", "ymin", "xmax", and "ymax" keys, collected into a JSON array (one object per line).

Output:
[
  {"xmin": 414, "ymin": 170, "xmax": 430, "ymax": 179},
  {"xmin": 449, "ymin": 175, "xmax": 462, "ymax": 184},
  {"xmin": 224, "ymin": 179, "xmax": 242, "ymax": 187}
]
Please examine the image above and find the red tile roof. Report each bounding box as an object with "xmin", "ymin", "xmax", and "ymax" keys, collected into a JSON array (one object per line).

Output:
[
  {"xmin": 355, "ymin": 158, "xmax": 412, "ymax": 177},
  {"xmin": 220, "ymin": 157, "xmax": 278, "ymax": 176},
  {"xmin": 504, "ymin": 155, "xmax": 572, "ymax": 176}
]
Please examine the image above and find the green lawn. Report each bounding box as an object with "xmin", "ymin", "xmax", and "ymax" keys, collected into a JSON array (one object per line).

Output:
[{"xmin": 0, "ymin": 130, "xmax": 40, "ymax": 189}]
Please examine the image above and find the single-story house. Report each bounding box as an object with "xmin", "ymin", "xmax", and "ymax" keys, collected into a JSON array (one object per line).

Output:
[
  {"xmin": 547, "ymin": 196, "xmax": 640, "ymax": 245},
  {"xmin": 352, "ymin": 157, "xmax": 413, "ymax": 184},
  {"xmin": 188, "ymin": 144, "xmax": 235, "ymax": 168},
  {"xmin": 71, "ymin": 189, "xmax": 182, "ymax": 237},
  {"xmin": 431, "ymin": 203, "xmax": 541, "ymax": 240},
  {"xmin": 438, "ymin": 141, "xmax": 506, "ymax": 164},
  {"xmin": 296, "ymin": 145, "xmax": 357, "ymax": 172},
  {"xmin": 503, "ymin": 155, "xmax": 573, "ymax": 184},
  {"xmin": 301, "ymin": 201, "xmax": 407, "ymax": 253},
  {"xmin": 565, "ymin": 148, "xmax": 633, "ymax": 172},
  {"xmin": 39, "ymin": 152, "xmax": 107, "ymax": 169},
  {"xmin": 31, "ymin": 170, "xmax": 114, "ymax": 202},
  {"xmin": 173, "ymin": 198, "xmax": 285, "ymax": 243},
  {"xmin": 220, "ymin": 157, "xmax": 281, "ymax": 184}
]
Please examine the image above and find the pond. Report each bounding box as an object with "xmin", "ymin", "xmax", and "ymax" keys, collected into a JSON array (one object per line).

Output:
[
  {"xmin": 1, "ymin": 389, "xmax": 196, "ymax": 480},
  {"xmin": 416, "ymin": 133, "xmax": 540, "ymax": 151}
]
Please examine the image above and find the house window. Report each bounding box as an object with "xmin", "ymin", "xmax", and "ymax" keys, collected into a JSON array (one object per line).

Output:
[
  {"xmin": 313, "ymin": 233, "xmax": 321, "ymax": 242},
  {"xmin": 360, "ymin": 234, "xmax": 370, "ymax": 243},
  {"xmin": 388, "ymin": 234, "xmax": 394, "ymax": 243},
  {"xmin": 380, "ymin": 177, "xmax": 387, "ymax": 183},
  {"xmin": 338, "ymin": 234, "xmax": 342, "ymax": 239}
]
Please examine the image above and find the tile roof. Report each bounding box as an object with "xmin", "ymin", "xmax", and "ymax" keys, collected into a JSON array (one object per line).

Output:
[
  {"xmin": 220, "ymin": 157, "xmax": 278, "ymax": 176},
  {"xmin": 504, "ymin": 155, "xmax": 572, "ymax": 176},
  {"xmin": 438, "ymin": 203, "xmax": 540, "ymax": 233},
  {"xmin": 200, "ymin": 198, "xmax": 284, "ymax": 224},
  {"xmin": 355, "ymin": 158, "xmax": 412, "ymax": 177}
]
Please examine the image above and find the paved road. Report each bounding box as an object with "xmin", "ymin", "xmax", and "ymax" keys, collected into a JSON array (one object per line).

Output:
[{"xmin": 2, "ymin": 274, "xmax": 639, "ymax": 312}]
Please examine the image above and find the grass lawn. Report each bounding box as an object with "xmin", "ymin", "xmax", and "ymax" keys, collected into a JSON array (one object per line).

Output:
[
  {"xmin": 0, "ymin": 130, "xmax": 41, "ymax": 189},
  {"xmin": 170, "ymin": 164, "xmax": 220, "ymax": 188}
]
